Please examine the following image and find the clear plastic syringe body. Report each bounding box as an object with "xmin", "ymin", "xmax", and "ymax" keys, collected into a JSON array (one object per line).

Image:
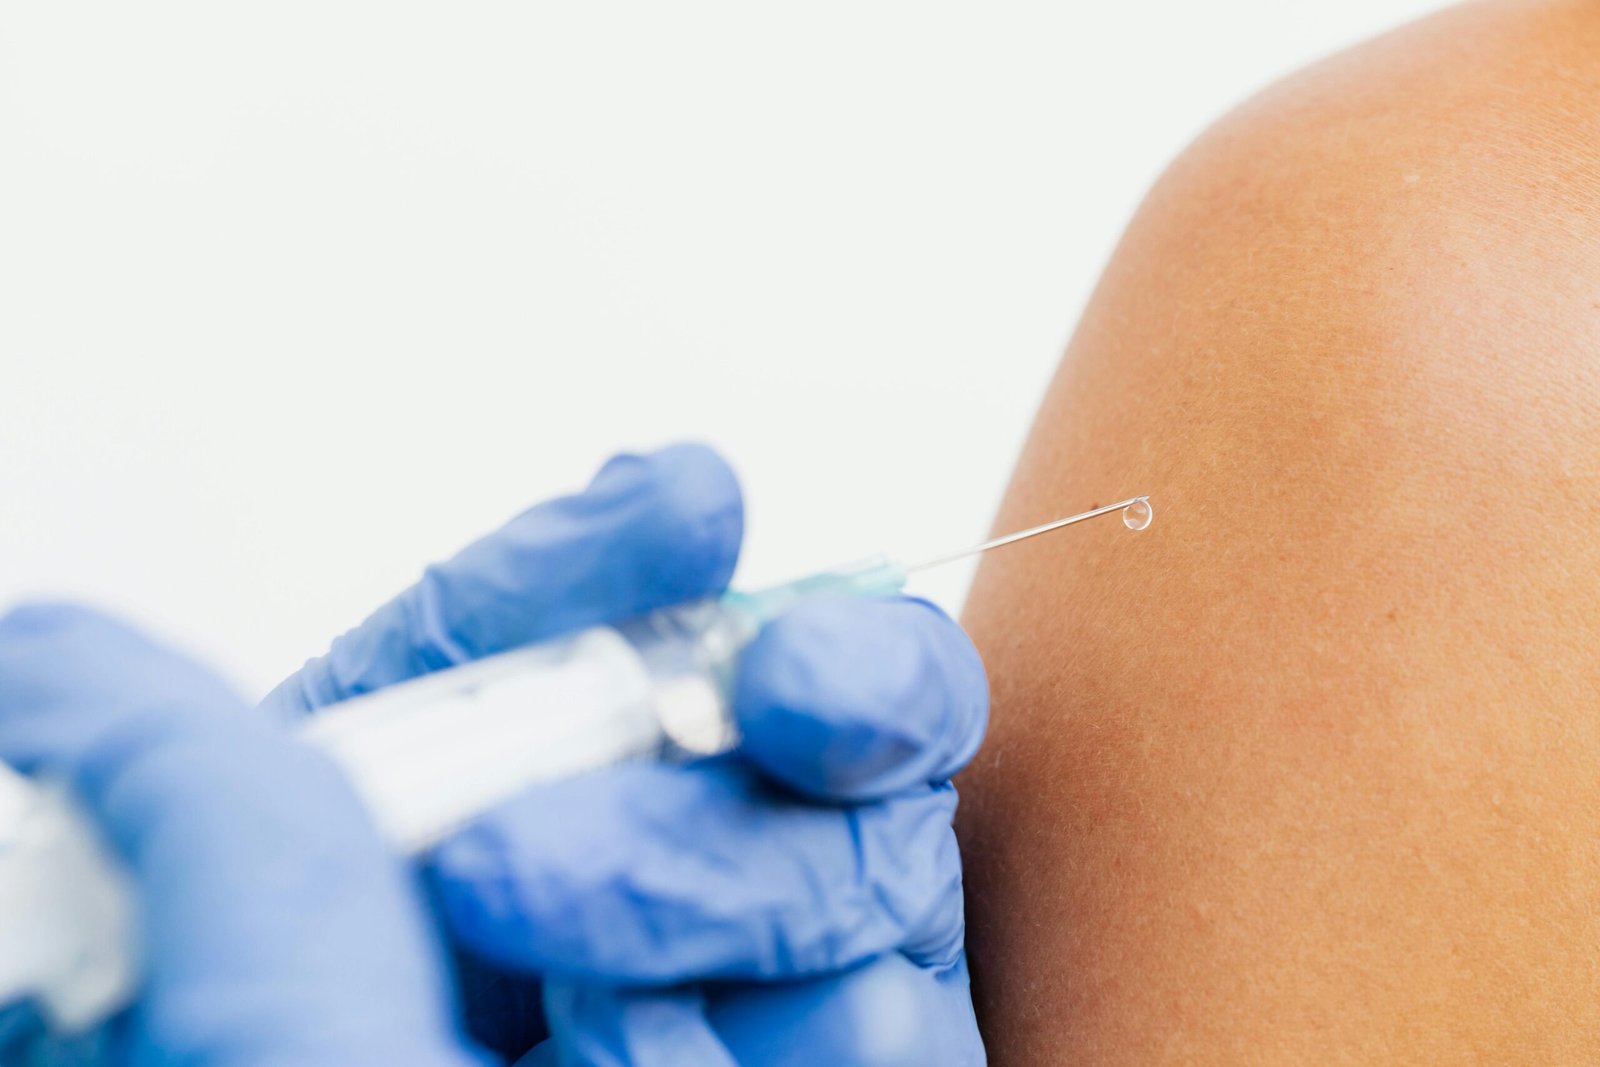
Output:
[{"xmin": 305, "ymin": 596, "xmax": 764, "ymax": 853}]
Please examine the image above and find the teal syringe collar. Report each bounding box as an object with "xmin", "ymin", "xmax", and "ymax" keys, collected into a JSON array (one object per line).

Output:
[{"xmin": 721, "ymin": 554, "xmax": 909, "ymax": 627}]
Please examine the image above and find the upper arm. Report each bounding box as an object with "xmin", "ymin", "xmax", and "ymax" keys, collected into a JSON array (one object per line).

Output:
[{"xmin": 958, "ymin": 3, "xmax": 1600, "ymax": 1062}]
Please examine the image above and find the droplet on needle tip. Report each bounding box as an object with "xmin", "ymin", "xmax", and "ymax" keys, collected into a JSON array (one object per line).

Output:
[{"xmin": 1122, "ymin": 497, "xmax": 1153, "ymax": 531}]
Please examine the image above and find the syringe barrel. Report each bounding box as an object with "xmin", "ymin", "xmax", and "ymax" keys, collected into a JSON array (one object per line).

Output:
[
  {"xmin": 306, "ymin": 596, "xmax": 755, "ymax": 852},
  {"xmin": 0, "ymin": 595, "xmax": 760, "ymax": 1037}
]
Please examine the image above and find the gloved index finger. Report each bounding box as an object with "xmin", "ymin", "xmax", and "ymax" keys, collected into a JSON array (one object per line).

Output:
[
  {"xmin": 732, "ymin": 596, "xmax": 989, "ymax": 801},
  {"xmin": 263, "ymin": 443, "xmax": 743, "ymax": 717}
]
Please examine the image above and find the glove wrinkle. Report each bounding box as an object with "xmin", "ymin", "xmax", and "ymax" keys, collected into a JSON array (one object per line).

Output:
[{"xmin": 407, "ymin": 564, "xmax": 478, "ymax": 672}]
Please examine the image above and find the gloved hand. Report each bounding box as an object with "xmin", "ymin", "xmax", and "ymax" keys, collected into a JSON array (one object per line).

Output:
[
  {"xmin": 261, "ymin": 443, "xmax": 990, "ymax": 1067},
  {"xmin": 0, "ymin": 605, "xmax": 485, "ymax": 1066}
]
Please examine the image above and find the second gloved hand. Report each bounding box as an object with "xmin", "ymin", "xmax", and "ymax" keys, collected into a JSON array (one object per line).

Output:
[
  {"xmin": 0, "ymin": 606, "xmax": 484, "ymax": 1066},
  {"xmin": 262, "ymin": 444, "xmax": 990, "ymax": 1066}
]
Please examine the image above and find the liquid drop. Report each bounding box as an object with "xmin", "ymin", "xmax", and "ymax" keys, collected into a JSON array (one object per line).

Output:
[{"xmin": 1122, "ymin": 497, "xmax": 1153, "ymax": 531}]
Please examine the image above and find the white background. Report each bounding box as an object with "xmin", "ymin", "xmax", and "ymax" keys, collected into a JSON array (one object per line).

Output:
[{"xmin": 0, "ymin": 2, "xmax": 1443, "ymax": 694}]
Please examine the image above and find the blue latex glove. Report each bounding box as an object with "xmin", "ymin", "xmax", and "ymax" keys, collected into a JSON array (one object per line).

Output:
[
  {"xmin": 262, "ymin": 443, "xmax": 990, "ymax": 1066},
  {"xmin": 0, "ymin": 605, "xmax": 486, "ymax": 1066}
]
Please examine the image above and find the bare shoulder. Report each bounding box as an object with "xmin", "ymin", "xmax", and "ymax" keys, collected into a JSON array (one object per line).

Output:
[{"xmin": 960, "ymin": 3, "xmax": 1600, "ymax": 1063}]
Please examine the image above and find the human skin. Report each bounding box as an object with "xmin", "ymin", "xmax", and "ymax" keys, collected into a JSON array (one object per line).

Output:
[{"xmin": 956, "ymin": 1, "xmax": 1600, "ymax": 1062}]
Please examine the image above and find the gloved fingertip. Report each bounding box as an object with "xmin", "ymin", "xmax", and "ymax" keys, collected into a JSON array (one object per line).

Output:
[
  {"xmin": 0, "ymin": 602, "xmax": 249, "ymax": 786},
  {"xmin": 0, "ymin": 599, "xmax": 106, "ymax": 637},
  {"xmin": 0, "ymin": 602, "xmax": 168, "ymax": 665},
  {"xmin": 590, "ymin": 442, "xmax": 744, "ymax": 603},
  {"xmin": 734, "ymin": 597, "xmax": 988, "ymax": 800}
]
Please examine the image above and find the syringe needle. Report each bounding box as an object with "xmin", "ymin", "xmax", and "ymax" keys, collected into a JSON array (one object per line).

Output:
[{"xmin": 905, "ymin": 496, "xmax": 1151, "ymax": 573}]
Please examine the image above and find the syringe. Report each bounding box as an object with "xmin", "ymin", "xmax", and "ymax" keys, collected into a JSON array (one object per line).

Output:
[{"xmin": 0, "ymin": 495, "xmax": 1152, "ymax": 1034}]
